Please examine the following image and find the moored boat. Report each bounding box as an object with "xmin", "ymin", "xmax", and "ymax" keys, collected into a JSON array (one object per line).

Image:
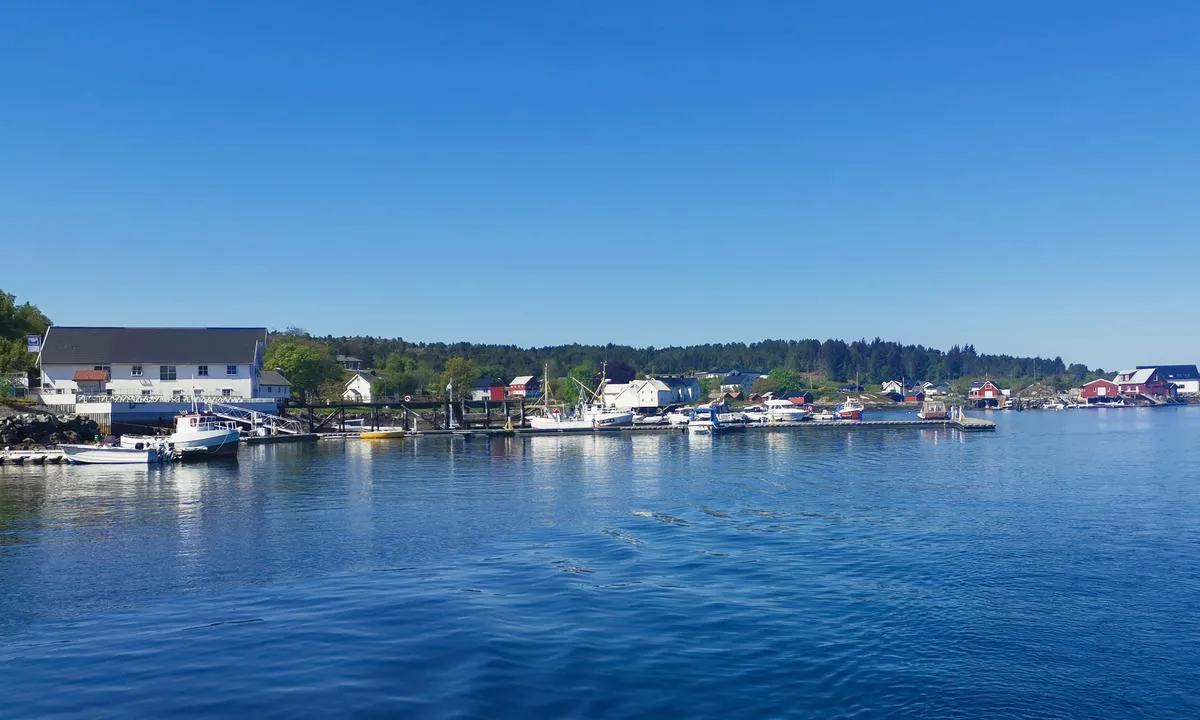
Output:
[
  {"xmin": 527, "ymin": 363, "xmax": 633, "ymax": 430},
  {"xmin": 834, "ymin": 398, "xmax": 865, "ymax": 421},
  {"xmin": 121, "ymin": 412, "xmax": 241, "ymax": 457},
  {"xmin": 763, "ymin": 398, "xmax": 811, "ymax": 423},
  {"xmin": 360, "ymin": 428, "xmax": 406, "ymax": 439},
  {"xmin": 61, "ymin": 444, "xmax": 166, "ymax": 464},
  {"xmin": 917, "ymin": 400, "xmax": 948, "ymax": 420},
  {"xmin": 687, "ymin": 408, "xmax": 721, "ymax": 435}
]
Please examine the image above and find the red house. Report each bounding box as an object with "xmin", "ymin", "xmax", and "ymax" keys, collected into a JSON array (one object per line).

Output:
[
  {"xmin": 968, "ymin": 380, "xmax": 1006, "ymax": 407},
  {"xmin": 1114, "ymin": 369, "xmax": 1175, "ymax": 398},
  {"xmin": 1080, "ymin": 378, "xmax": 1120, "ymax": 404},
  {"xmin": 507, "ymin": 375, "xmax": 541, "ymax": 398},
  {"xmin": 903, "ymin": 390, "xmax": 925, "ymax": 403}
]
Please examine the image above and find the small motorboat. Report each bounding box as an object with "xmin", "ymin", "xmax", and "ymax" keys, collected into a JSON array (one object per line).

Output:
[
  {"xmin": 61, "ymin": 444, "xmax": 166, "ymax": 464},
  {"xmin": 632, "ymin": 410, "xmax": 668, "ymax": 425},
  {"xmin": 811, "ymin": 409, "xmax": 836, "ymax": 421},
  {"xmin": 360, "ymin": 428, "xmax": 406, "ymax": 439},
  {"xmin": 834, "ymin": 398, "xmax": 865, "ymax": 421},
  {"xmin": 688, "ymin": 408, "xmax": 722, "ymax": 435}
]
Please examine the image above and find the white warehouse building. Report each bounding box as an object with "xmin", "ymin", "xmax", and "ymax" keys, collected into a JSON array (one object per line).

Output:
[{"xmin": 33, "ymin": 326, "xmax": 280, "ymax": 429}]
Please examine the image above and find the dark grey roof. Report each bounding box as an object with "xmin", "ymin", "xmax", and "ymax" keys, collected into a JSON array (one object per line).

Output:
[
  {"xmin": 658, "ymin": 376, "xmax": 698, "ymax": 388},
  {"xmin": 260, "ymin": 369, "xmax": 292, "ymax": 386},
  {"xmin": 40, "ymin": 327, "xmax": 267, "ymax": 365},
  {"xmin": 1137, "ymin": 365, "xmax": 1199, "ymax": 380},
  {"xmin": 337, "ymin": 355, "xmax": 362, "ymax": 362}
]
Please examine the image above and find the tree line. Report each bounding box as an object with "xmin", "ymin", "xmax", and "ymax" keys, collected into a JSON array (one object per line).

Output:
[{"xmin": 263, "ymin": 331, "xmax": 1105, "ymax": 402}]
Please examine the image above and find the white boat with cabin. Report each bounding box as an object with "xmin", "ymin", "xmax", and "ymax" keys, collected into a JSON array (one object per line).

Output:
[
  {"xmin": 763, "ymin": 398, "xmax": 811, "ymax": 423},
  {"xmin": 687, "ymin": 408, "xmax": 721, "ymax": 435},
  {"xmin": 121, "ymin": 412, "xmax": 241, "ymax": 457}
]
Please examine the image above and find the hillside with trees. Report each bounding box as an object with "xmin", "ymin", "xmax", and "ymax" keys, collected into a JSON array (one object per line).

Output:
[{"xmin": 283, "ymin": 332, "xmax": 1104, "ymax": 401}]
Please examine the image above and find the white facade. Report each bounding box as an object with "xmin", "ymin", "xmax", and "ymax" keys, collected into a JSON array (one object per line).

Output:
[
  {"xmin": 343, "ymin": 372, "xmax": 376, "ymax": 402},
  {"xmin": 606, "ymin": 379, "xmax": 675, "ymax": 410},
  {"xmin": 39, "ymin": 362, "xmax": 257, "ymax": 404},
  {"xmin": 880, "ymin": 380, "xmax": 905, "ymax": 395},
  {"xmin": 1171, "ymin": 379, "xmax": 1200, "ymax": 394}
]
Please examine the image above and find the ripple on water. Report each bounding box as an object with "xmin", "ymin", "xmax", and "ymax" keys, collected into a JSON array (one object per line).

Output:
[{"xmin": 3, "ymin": 415, "xmax": 1200, "ymax": 717}]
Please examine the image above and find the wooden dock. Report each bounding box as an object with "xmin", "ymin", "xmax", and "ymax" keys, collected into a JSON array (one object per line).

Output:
[{"xmin": 0, "ymin": 449, "xmax": 67, "ymax": 465}]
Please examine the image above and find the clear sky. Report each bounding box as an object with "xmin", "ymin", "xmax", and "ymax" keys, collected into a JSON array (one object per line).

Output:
[{"xmin": 2, "ymin": 1, "xmax": 1198, "ymax": 370}]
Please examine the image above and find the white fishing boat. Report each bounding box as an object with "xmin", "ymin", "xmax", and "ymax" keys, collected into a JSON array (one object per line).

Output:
[
  {"xmin": 763, "ymin": 398, "xmax": 811, "ymax": 423},
  {"xmin": 687, "ymin": 408, "xmax": 721, "ymax": 435},
  {"xmin": 61, "ymin": 444, "xmax": 166, "ymax": 464},
  {"xmin": 527, "ymin": 363, "xmax": 634, "ymax": 430},
  {"xmin": 121, "ymin": 411, "xmax": 241, "ymax": 457},
  {"xmin": 811, "ymin": 409, "xmax": 836, "ymax": 421}
]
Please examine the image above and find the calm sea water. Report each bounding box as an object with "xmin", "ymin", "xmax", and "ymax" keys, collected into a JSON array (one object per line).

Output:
[{"xmin": 3, "ymin": 409, "xmax": 1199, "ymax": 718}]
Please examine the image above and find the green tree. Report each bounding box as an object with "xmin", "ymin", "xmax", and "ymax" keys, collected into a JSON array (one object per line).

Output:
[
  {"xmin": 558, "ymin": 363, "xmax": 595, "ymax": 405},
  {"xmin": 264, "ymin": 337, "xmax": 342, "ymax": 403},
  {"xmin": 0, "ymin": 289, "xmax": 52, "ymax": 375},
  {"xmin": 375, "ymin": 353, "xmax": 424, "ymax": 398},
  {"xmin": 439, "ymin": 356, "xmax": 478, "ymax": 399},
  {"xmin": 752, "ymin": 367, "xmax": 807, "ymax": 397}
]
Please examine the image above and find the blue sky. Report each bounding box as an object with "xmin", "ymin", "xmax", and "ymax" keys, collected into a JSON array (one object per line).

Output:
[{"xmin": 2, "ymin": 1, "xmax": 1198, "ymax": 370}]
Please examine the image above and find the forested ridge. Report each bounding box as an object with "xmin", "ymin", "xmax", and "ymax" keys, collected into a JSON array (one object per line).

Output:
[{"xmin": 309, "ymin": 333, "xmax": 1103, "ymax": 387}]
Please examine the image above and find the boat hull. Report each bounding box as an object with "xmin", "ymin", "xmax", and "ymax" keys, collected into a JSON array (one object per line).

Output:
[
  {"xmin": 121, "ymin": 427, "xmax": 241, "ymax": 456},
  {"xmin": 61, "ymin": 445, "xmax": 161, "ymax": 465},
  {"xmin": 169, "ymin": 428, "xmax": 241, "ymax": 456},
  {"xmin": 360, "ymin": 429, "xmax": 406, "ymax": 439}
]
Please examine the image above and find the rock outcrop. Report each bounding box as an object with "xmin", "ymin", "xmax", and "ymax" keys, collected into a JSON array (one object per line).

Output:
[{"xmin": 1, "ymin": 414, "xmax": 100, "ymax": 447}]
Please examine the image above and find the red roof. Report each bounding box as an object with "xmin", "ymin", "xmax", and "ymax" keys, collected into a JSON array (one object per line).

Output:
[{"xmin": 72, "ymin": 369, "xmax": 109, "ymax": 382}]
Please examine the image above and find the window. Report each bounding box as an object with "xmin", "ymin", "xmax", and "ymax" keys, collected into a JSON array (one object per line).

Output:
[
  {"xmin": 161, "ymin": 365, "xmax": 177, "ymax": 381},
  {"xmin": 222, "ymin": 389, "xmax": 233, "ymax": 397},
  {"xmin": 194, "ymin": 389, "xmax": 203, "ymax": 396},
  {"xmin": 131, "ymin": 365, "xmax": 143, "ymax": 377},
  {"xmin": 172, "ymin": 389, "xmax": 184, "ymax": 397},
  {"xmin": 141, "ymin": 389, "xmax": 152, "ymax": 396},
  {"xmin": 93, "ymin": 365, "xmax": 110, "ymax": 374},
  {"xmin": 226, "ymin": 365, "xmax": 238, "ymax": 376},
  {"xmin": 198, "ymin": 365, "xmax": 209, "ymax": 377}
]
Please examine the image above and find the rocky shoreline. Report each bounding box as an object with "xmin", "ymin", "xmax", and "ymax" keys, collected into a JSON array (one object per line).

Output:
[{"xmin": 1, "ymin": 412, "xmax": 101, "ymax": 448}]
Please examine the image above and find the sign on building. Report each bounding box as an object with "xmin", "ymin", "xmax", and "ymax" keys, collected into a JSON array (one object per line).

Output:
[{"xmin": 27, "ymin": 335, "xmax": 41, "ymax": 353}]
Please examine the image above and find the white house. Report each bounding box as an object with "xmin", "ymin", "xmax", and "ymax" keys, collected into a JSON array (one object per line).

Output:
[
  {"xmin": 32, "ymin": 326, "xmax": 278, "ymax": 431},
  {"xmin": 880, "ymin": 380, "xmax": 905, "ymax": 395},
  {"xmin": 343, "ymin": 371, "xmax": 378, "ymax": 403},
  {"xmin": 35, "ymin": 326, "xmax": 269, "ymax": 405},
  {"xmin": 1137, "ymin": 365, "xmax": 1200, "ymax": 394},
  {"xmin": 720, "ymin": 371, "xmax": 763, "ymax": 393},
  {"xmin": 260, "ymin": 369, "xmax": 292, "ymax": 407},
  {"xmin": 605, "ymin": 378, "xmax": 675, "ymax": 410}
]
